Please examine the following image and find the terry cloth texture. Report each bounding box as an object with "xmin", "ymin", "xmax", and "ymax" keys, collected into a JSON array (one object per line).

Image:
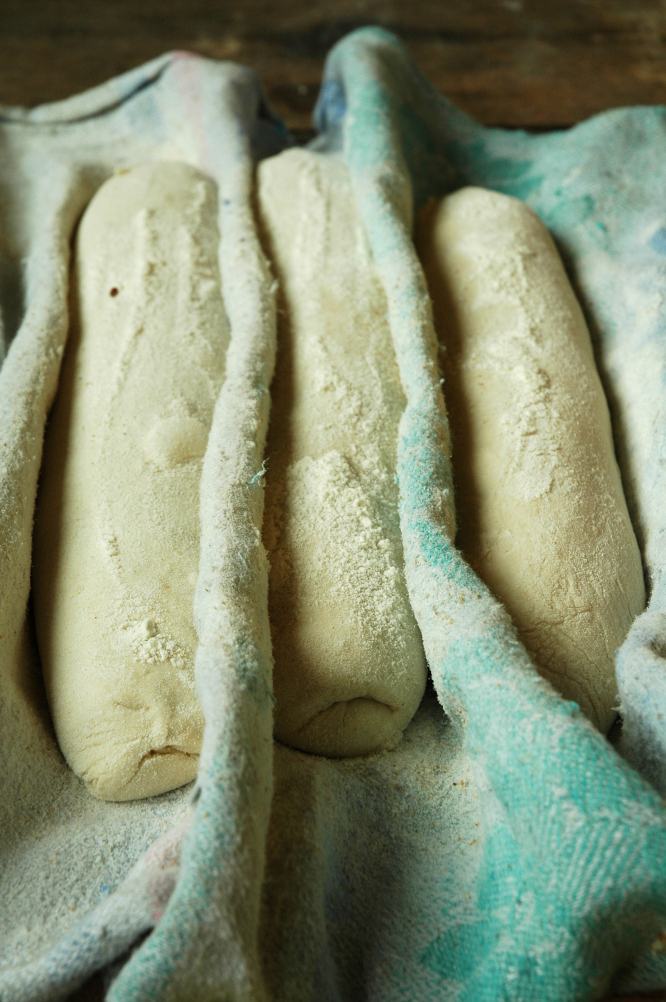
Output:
[
  {"xmin": 0, "ymin": 55, "xmax": 285, "ymax": 1001},
  {"xmin": 310, "ymin": 27, "xmax": 666, "ymax": 1000},
  {"xmin": 315, "ymin": 31, "xmax": 666, "ymax": 804},
  {"xmin": 2, "ymin": 29, "xmax": 666, "ymax": 1002}
]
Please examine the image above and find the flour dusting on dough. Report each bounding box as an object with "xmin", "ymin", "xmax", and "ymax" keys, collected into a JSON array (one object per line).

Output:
[
  {"xmin": 258, "ymin": 149, "xmax": 426, "ymax": 757},
  {"xmin": 32, "ymin": 162, "xmax": 230, "ymax": 800},
  {"xmin": 417, "ymin": 187, "xmax": 646, "ymax": 731}
]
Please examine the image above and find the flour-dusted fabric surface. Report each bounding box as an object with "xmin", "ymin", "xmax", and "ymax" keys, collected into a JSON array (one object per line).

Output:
[
  {"xmin": 3, "ymin": 35, "xmax": 666, "ymax": 1002},
  {"xmin": 0, "ymin": 55, "xmax": 285, "ymax": 1001},
  {"xmin": 33, "ymin": 162, "xmax": 227, "ymax": 802},
  {"xmin": 310, "ymin": 26, "xmax": 666, "ymax": 1000},
  {"xmin": 257, "ymin": 147, "xmax": 427, "ymax": 758},
  {"xmin": 316, "ymin": 28, "xmax": 666, "ymax": 806},
  {"xmin": 415, "ymin": 187, "xmax": 646, "ymax": 736}
]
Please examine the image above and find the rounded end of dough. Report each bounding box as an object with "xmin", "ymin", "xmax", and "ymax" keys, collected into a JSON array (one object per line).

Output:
[
  {"xmin": 47, "ymin": 667, "xmax": 205, "ymax": 801},
  {"xmin": 522, "ymin": 614, "xmax": 631, "ymax": 736},
  {"xmin": 419, "ymin": 185, "xmax": 546, "ymax": 241},
  {"xmin": 275, "ymin": 693, "xmax": 421, "ymax": 758},
  {"xmin": 534, "ymin": 654, "xmax": 618, "ymax": 735},
  {"xmin": 84, "ymin": 747, "xmax": 199, "ymax": 802},
  {"xmin": 269, "ymin": 582, "xmax": 428, "ymax": 758},
  {"xmin": 83, "ymin": 161, "xmax": 215, "ymax": 235}
]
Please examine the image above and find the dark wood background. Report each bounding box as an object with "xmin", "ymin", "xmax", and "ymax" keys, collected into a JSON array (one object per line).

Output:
[
  {"xmin": 4, "ymin": 0, "xmax": 666, "ymax": 132},
  {"xmin": 2, "ymin": 2, "xmax": 666, "ymax": 999}
]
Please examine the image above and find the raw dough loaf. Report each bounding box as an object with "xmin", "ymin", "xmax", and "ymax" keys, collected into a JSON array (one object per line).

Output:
[
  {"xmin": 416, "ymin": 187, "xmax": 645, "ymax": 732},
  {"xmin": 32, "ymin": 162, "xmax": 230, "ymax": 800},
  {"xmin": 257, "ymin": 149, "xmax": 426, "ymax": 757}
]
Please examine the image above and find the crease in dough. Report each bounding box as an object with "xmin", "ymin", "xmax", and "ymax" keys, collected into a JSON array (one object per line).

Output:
[
  {"xmin": 32, "ymin": 161, "xmax": 230, "ymax": 800},
  {"xmin": 416, "ymin": 186, "xmax": 646, "ymax": 732},
  {"xmin": 257, "ymin": 148, "xmax": 427, "ymax": 757}
]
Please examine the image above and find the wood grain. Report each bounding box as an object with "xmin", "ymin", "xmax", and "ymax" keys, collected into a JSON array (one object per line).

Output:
[{"xmin": 3, "ymin": 1, "xmax": 666, "ymax": 128}]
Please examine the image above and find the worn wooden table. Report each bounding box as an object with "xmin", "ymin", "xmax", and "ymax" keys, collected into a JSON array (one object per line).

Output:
[
  {"xmin": 4, "ymin": 0, "xmax": 666, "ymax": 132},
  {"xmin": 3, "ymin": 2, "xmax": 666, "ymax": 999}
]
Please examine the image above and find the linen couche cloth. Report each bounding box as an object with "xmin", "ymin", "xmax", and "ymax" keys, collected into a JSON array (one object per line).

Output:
[{"xmin": 1, "ymin": 27, "xmax": 666, "ymax": 1002}]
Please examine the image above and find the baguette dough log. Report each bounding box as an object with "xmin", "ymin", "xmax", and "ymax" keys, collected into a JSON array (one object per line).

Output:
[
  {"xmin": 257, "ymin": 149, "xmax": 426, "ymax": 757},
  {"xmin": 32, "ymin": 162, "xmax": 230, "ymax": 800},
  {"xmin": 416, "ymin": 187, "xmax": 645, "ymax": 732}
]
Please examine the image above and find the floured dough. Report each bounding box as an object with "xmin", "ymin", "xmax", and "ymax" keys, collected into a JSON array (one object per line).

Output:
[
  {"xmin": 257, "ymin": 149, "xmax": 426, "ymax": 757},
  {"xmin": 32, "ymin": 162, "xmax": 230, "ymax": 800},
  {"xmin": 416, "ymin": 187, "xmax": 645, "ymax": 732}
]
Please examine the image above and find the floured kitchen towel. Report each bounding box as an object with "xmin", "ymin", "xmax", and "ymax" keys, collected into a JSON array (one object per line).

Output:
[
  {"xmin": 308, "ymin": 26, "xmax": 666, "ymax": 999},
  {"xmin": 316, "ymin": 27, "xmax": 666, "ymax": 802},
  {"xmin": 109, "ymin": 34, "xmax": 666, "ymax": 1002},
  {"xmin": 0, "ymin": 55, "xmax": 285, "ymax": 1001},
  {"xmin": 4, "ymin": 31, "xmax": 666, "ymax": 1002}
]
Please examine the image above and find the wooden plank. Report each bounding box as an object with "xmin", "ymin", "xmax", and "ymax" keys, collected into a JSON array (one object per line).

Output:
[
  {"xmin": 3, "ymin": 1, "xmax": 666, "ymax": 128},
  {"xmin": 2, "ymin": 0, "xmax": 666, "ymax": 40}
]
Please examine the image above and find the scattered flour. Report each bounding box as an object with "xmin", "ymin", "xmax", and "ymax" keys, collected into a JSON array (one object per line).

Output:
[
  {"xmin": 257, "ymin": 149, "xmax": 427, "ymax": 757},
  {"xmin": 32, "ymin": 162, "xmax": 230, "ymax": 800},
  {"xmin": 416, "ymin": 187, "xmax": 646, "ymax": 731}
]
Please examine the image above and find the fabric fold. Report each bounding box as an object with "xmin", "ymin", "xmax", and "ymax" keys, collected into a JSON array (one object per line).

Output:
[
  {"xmin": 3, "ymin": 30, "xmax": 666, "ymax": 1002},
  {"xmin": 314, "ymin": 26, "xmax": 666, "ymax": 999},
  {"xmin": 0, "ymin": 54, "xmax": 284, "ymax": 1002}
]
